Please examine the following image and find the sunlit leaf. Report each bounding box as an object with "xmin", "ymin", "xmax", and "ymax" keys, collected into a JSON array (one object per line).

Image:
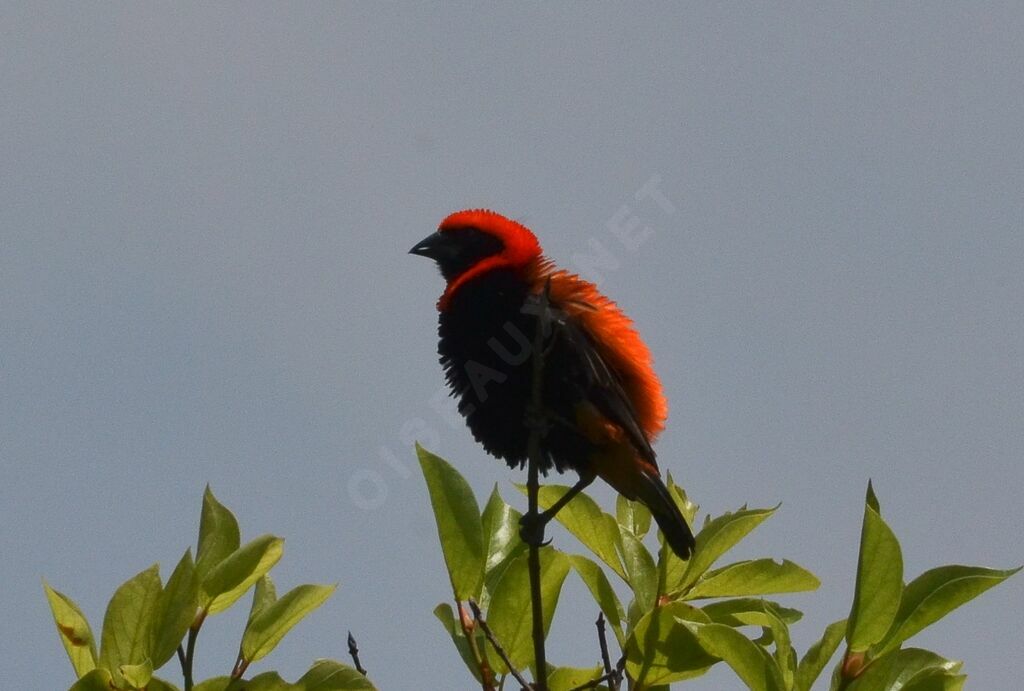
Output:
[
  {"xmin": 901, "ymin": 669, "xmax": 967, "ymax": 691},
  {"xmin": 487, "ymin": 547, "xmax": 570, "ymax": 671},
  {"xmin": 625, "ymin": 601, "xmax": 715, "ymax": 686},
  {"xmin": 68, "ymin": 668, "xmax": 114, "ymax": 691},
  {"xmin": 569, "ymin": 554, "xmax": 626, "ymax": 647},
  {"xmin": 548, "ymin": 665, "xmax": 607, "ymax": 691},
  {"xmin": 481, "ymin": 485, "xmax": 522, "ymax": 573},
  {"xmin": 686, "ymin": 558, "xmax": 819, "ymax": 599},
  {"xmin": 298, "ymin": 659, "xmax": 378, "ymax": 689},
  {"xmin": 702, "ymin": 598, "xmax": 804, "ymax": 627},
  {"xmin": 671, "ymin": 505, "xmax": 778, "ymax": 594},
  {"xmin": 619, "ymin": 527, "xmax": 657, "ymax": 611},
  {"xmin": 418, "ymin": 445, "xmax": 485, "ymax": 600},
  {"xmin": 241, "ymin": 583, "xmax": 336, "ymax": 662},
  {"xmin": 846, "ymin": 483, "xmax": 903, "ymax": 652},
  {"xmin": 617, "ymin": 495, "xmax": 652, "ymax": 539},
  {"xmin": 150, "ymin": 549, "xmax": 199, "ymax": 668},
  {"xmin": 846, "ymin": 648, "xmax": 961, "ymax": 691},
  {"xmin": 119, "ymin": 658, "xmax": 153, "ymax": 689},
  {"xmin": 248, "ymin": 574, "xmax": 278, "ymax": 622},
  {"xmin": 43, "ymin": 582, "xmax": 97, "ymax": 677},
  {"xmin": 195, "ymin": 486, "xmax": 241, "ymax": 582},
  {"xmin": 201, "ymin": 535, "xmax": 284, "ymax": 614},
  {"xmin": 99, "ymin": 564, "xmax": 161, "ymax": 680},
  {"xmin": 480, "ymin": 485, "xmax": 525, "ymax": 608},
  {"xmin": 224, "ymin": 671, "xmax": 290, "ymax": 690},
  {"xmin": 682, "ymin": 620, "xmax": 784, "ymax": 691},
  {"xmin": 877, "ymin": 564, "xmax": 1020, "ymax": 654},
  {"xmin": 666, "ymin": 475, "xmax": 699, "ymax": 525},
  {"xmin": 794, "ymin": 618, "xmax": 846, "ymax": 691}
]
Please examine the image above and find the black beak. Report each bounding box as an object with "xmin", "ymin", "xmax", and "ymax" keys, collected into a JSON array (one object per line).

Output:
[{"xmin": 409, "ymin": 232, "xmax": 449, "ymax": 261}]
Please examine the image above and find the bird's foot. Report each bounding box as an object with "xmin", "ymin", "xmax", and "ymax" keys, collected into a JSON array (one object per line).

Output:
[{"xmin": 518, "ymin": 511, "xmax": 551, "ymax": 547}]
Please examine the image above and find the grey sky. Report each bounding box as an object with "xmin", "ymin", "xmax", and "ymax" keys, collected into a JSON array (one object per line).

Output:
[{"xmin": 3, "ymin": 4, "xmax": 1021, "ymax": 689}]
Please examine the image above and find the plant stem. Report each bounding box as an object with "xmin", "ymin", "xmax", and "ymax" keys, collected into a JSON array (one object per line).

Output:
[
  {"xmin": 458, "ymin": 600, "xmax": 497, "ymax": 690},
  {"xmin": 470, "ymin": 599, "xmax": 531, "ymax": 690},
  {"xmin": 181, "ymin": 609, "xmax": 206, "ymax": 691},
  {"xmin": 526, "ymin": 282, "xmax": 552, "ymax": 691}
]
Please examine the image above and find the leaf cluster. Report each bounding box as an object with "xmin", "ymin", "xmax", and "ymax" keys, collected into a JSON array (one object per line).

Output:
[
  {"xmin": 418, "ymin": 446, "xmax": 1018, "ymax": 690},
  {"xmin": 45, "ymin": 487, "xmax": 372, "ymax": 691}
]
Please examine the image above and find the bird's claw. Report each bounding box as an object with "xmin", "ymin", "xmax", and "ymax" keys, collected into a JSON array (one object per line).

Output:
[{"xmin": 519, "ymin": 511, "xmax": 550, "ymax": 547}]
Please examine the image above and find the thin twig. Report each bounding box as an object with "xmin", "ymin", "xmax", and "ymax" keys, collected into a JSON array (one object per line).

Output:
[
  {"xmin": 230, "ymin": 646, "xmax": 249, "ymax": 680},
  {"xmin": 458, "ymin": 601, "xmax": 497, "ymax": 690},
  {"xmin": 586, "ymin": 613, "xmax": 623, "ymax": 691},
  {"xmin": 525, "ymin": 281, "xmax": 553, "ymax": 691},
  {"xmin": 596, "ymin": 613, "xmax": 613, "ymax": 677},
  {"xmin": 347, "ymin": 631, "xmax": 368, "ymax": 676},
  {"xmin": 567, "ymin": 670, "xmax": 619, "ymax": 691},
  {"xmin": 469, "ymin": 599, "xmax": 532, "ymax": 691}
]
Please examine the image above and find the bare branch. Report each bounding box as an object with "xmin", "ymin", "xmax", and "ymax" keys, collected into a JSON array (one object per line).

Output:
[
  {"xmin": 347, "ymin": 631, "xmax": 367, "ymax": 676},
  {"xmin": 469, "ymin": 599, "xmax": 532, "ymax": 690}
]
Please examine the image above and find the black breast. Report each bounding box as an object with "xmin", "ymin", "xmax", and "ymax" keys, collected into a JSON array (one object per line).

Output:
[{"xmin": 438, "ymin": 269, "xmax": 597, "ymax": 473}]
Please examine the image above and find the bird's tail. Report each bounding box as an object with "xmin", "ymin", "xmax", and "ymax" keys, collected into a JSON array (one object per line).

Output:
[{"xmin": 634, "ymin": 468, "xmax": 695, "ymax": 559}]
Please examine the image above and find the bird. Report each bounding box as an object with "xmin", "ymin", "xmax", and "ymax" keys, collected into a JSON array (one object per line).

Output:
[{"xmin": 410, "ymin": 209, "xmax": 695, "ymax": 558}]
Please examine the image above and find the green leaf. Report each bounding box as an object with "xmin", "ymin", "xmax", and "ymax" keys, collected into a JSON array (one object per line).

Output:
[
  {"xmin": 481, "ymin": 485, "xmax": 523, "ymax": 573},
  {"xmin": 150, "ymin": 549, "xmax": 199, "ymax": 668},
  {"xmin": 701, "ymin": 598, "xmax": 804, "ymax": 627},
  {"xmin": 195, "ymin": 486, "xmax": 241, "ymax": 582},
  {"xmin": 119, "ymin": 658, "xmax": 153, "ymax": 688},
  {"xmin": 480, "ymin": 485, "xmax": 525, "ymax": 608},
  {"xmin": 682, "ymin": 621, "xmax": 784, "ymax": 691},
  {"xmin": 193, "ymin": 678, "xmax": 231, "ymax": 691},
  {"xmin": 625, "ymin": 601, "xmax": 715, "ymax": 686},
  {"xmin": 145, "ymin": 678, "xmax": 181, "ymax": 691},
  {"xmin": 671, "ymin": 505, "xmax": 778, "ymax": 595},
  {"xmin": 548, "ymin": 665, "xmax": 607, "ymax": 691},
  {"xmin": 569, "ymin": 554, "xmax": 626, "ymax": 647},
  {"xmin": 659, "ymin": 478, "xmax": 701, "ymax": 583},
  {"xmin": 241, "ymin": 583, "xmax": 336, "ymax": 662},
  {"xmin": 846, "ymin": 484, "xmax": 903, "ymax": 652},
  {"xmin": 201, "ymin": 534, "xmax": 284, "ymax": 614},
  {"xmin": 99, "ymin": 564, "xmax": 161, "ymax": 678},
  {"xmin": 666, "ymin": 475, "xmax": 700, "ymax": 525},
  {"xmin": 433, "ymin": 603, "xmax": 485, "ymax": 683},
  {"xmin": 248, "ymin": 574, "xmax": 278, "ymax": 622},
  {"xmin": 68, "ymin": 668, "xmax": 115, "ymax": 691},
  {"xmin": 617, "ymin": 495, "xmax": 652, "ymax": 539},
  {"xmin": 686, "ymin": 558, "xmax": 820, "ymax": 599},
  {"xmin": 43, "ymin": 582, "xmax": 97, "ymax": 677},
  {"xmin": 299, "ymin": 659, "xmax": 377, "ymax": 689},
  {"xmin": 487, "ymin": 547, "xmax": 571, "ymax": 671},
  {"xmin": 696, "ymin": 601, "xmax": 793, "ymax": 686},
  {"xmin": 521, "ymin": 483, "xmax": 626, "ymax": 580},
  {"xmin": 901, "ymin": 669, "xmax": 967, "ymax": 691},
  {"xmin": 619, "ymin": 527, "xmax": 657, "ymax": 611},
  {"xmin": 224, "ymin": 671, "xmax": 291, "ymax": 690},
  {"xmin": 877, "ymin": 564, "xmax": 1021, "ymax": 654},
  {"xmin": 846, "ymin": 648, "xmax": 961, "ymax": 691},
  {"xmin": 794, "ymin": 618, "xmax": 846, "ymax": 691},
  {"xmin": 417, "ymin": 444, "xmax": 486, "ymax": 600}
]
